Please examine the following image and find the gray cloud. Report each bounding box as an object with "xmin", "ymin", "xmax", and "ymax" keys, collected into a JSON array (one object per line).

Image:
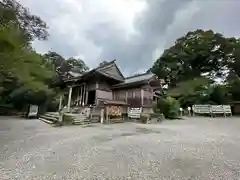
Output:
[
  {"xmin": 86, "ymin": 0, "xmax": 193, "ymax": 74},
  {"xmin": 20, "ymin": 0, "xmax": 240, "ymax": 75}
]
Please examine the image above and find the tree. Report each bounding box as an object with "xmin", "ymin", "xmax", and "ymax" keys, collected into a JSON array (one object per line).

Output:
[
  {"xmin": 43, "ymin": 51, "xmax": 65, "ymax": 72},
  {"xmin": 99, "ymin": 60, "xmax": 109, "ymax": 67},
  {"xmin": 151, "ymin": 29, "xmax": 235, "ymax": 87},
  {"xmin": 66, "ymin": 58, "xmax": 89, "ymax": 72},
  {"xmin": 0, "ymin": 0, "xmax": 48, "ymax": 40},
  {"xmin": 0, "ymin": 23, "xmax": 53, "ymax": 99},
  {"xmin": 150, "ymin": 29, "xmax": 240, "ymax": 106},
  {"xmin": 44, "ymin": 52, "xmax": 89, "ymax": 74}
]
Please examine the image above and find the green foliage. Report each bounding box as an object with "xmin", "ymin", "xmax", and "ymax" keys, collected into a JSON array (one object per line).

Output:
[
  {"xmin": 1, "ymin": 0, "xmax": 48, "ymax": 40},
  {"xmin": 209, "ymin": 85, "xmax": 229, "ymax": 105},
  {"xmin": 0, "ymin": 0, "xmax": 91, "ymax": 114},
  {"xmin": 151, "ymin": 29, "xmax": 240, "ymax": 106},
  {"xmin": 157, "ymin": 97, "xmax": 180, "ymax": 119},
  {"xmin": 67, "ymin": 58, "xmax": 89, "ymax": 72},
  {"xmin": 99, "ymin": 60, "xmax": 109, "ymax": 67},
  {"xmin": 44, "ymin": 51, "xmax": 89, "ymax": 75},
  {"xmin": 151, "ymin": 29, "xmax": 234, "ymax": 87},
  {"xmin": 0, "ymin": 1, "xmax": 54, "ymax": 113}
]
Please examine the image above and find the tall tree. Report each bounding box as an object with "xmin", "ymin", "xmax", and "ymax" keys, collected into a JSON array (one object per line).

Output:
[
  {"xmin": 151, "ymin": 29, "xmax": 235, "ymax": 87},
  {"xmin": 0, "ymin": 0, "xmax": 53, "ymax": 112},
  {"xmin": 0, "ymin": 23, "xmax": 53, "ymax": 109},
  {"xmin": 0, "ymin": 0, "xmax": 48, "ymax": 40}
]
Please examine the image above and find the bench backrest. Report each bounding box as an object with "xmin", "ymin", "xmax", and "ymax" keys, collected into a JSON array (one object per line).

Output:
[
  {"xmin": 222, "ymin": 105, "xmax": 232, "ymax": 114},
  {"xmin": 193, "ymin": 105, "xmax": 211, "ymax": 114},
  {"xmin": 211, "ymin": 105, "xmax": 224, "ymax": 114},
  {"xmin": 193, "ymin": 104, "xmax": 232, "ymax": 115},
  {"xmin": 128, "ymin": 107, "xmax": 142, "ymax": 119}
]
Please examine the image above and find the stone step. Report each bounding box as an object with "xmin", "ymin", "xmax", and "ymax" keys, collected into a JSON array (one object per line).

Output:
[
  {"xmin": 74, "ymin": 118, "xmax": 90, "ymax": 122},
  {"xmin": 39, "ymin": 112, "xmax": 60, "ymax": 124},
  {"xmin": 40, "ymin": 115, "xmax": 59, "ymax": 122},
  {"xmin": 73, "ymin": 116, "xmax": 91, "ymax": 125},
  {"xmin": 44, "ymin": 112, "xmax": 60, "ymax": 118},
  {"xmin": 107, "ymin": 118, "xmax": 125, "ymax": 124},
  {"xmin": 39, "ymin": 118, "xmax": 55, "ymax": 124},
  {"xmin": 74, "ymin": 121, "xmax": 91, "ymax": 125}
]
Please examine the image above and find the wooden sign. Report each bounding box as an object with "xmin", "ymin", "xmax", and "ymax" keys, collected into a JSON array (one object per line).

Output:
[
  {"xmin": 107, "ymin": 106, "xmax": 122, "ymax": 117},
  {"xmin": 128, "ymin": 107, "xmax": 142, "ymax": 119}
]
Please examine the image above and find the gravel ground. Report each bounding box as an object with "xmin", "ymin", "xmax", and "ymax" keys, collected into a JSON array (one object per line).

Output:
[{"xmin": 1, "ymin": 117, "xmax": 240, "ymax": 180}]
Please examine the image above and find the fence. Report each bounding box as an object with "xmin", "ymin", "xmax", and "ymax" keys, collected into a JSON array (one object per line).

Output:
[{"xmin": 192, "ymin": 104, "xmax": 232, "ymax": 117}]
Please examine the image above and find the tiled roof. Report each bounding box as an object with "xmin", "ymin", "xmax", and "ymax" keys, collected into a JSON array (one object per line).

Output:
[
  {"xmin": 124, "ymin": 73, "xmax": 154, "ymax": 84},
  {"xmin": 113, "ymin": 73, "xmax": 155, "ymax": 87}
]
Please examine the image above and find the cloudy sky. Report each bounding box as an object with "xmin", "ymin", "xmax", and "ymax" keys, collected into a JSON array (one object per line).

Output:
[{"xmin": 20, "ymin": 0, "xmax": 240, "ymax": 76}]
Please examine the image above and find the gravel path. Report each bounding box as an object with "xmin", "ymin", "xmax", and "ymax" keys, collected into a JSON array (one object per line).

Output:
[{"xmin": 1, "ymin": 117, "xmax": 240, "ymax": 179}]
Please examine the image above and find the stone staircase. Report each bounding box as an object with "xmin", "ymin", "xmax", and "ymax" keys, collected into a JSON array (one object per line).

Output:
[
  {"xmin": 39, "ymin": 112, "xmax": 60, "ymax": 124},
  {"xmin": 66, "ymin": 113, "xmax": 91, "ymax": 125}
]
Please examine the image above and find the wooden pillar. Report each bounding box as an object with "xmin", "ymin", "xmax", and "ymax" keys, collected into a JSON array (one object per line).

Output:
[
  {"xmin": 85, "ymin": 85, "xmax": 88, "ymax": 105},
  {"xmin": 77, "ymin": 86, "xmax": 80, "ymax": 106},
  {"xmin": 100, "ymin": 108, "xmax": 104, "ymax": 123},
  {"xmin": 106, "ymin": 107, "xmax": 109, "ymax": 124},
  {"xmin": 67, "ymin": 87, "xmax": 73, "ymax": 112},
  {"xmin": 141, "ymin": 89, "xmax": 144, "ymax": 106},
  {"xmin": 58, "ymin": 94, "xmax": 63, "ymax": 112},
  {"xmin": 79, "ymin": 85, "xmax": 83, "ymax": 106},
  {"xmin": 125, "ymin": 91, "xmax": 128, "ymax": 103},
  {"xmin": 82, "ymin": 84, "xmax": 86, "ymax": 106}
]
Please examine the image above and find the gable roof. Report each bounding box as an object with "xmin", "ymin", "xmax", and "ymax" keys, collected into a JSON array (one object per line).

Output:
[
  {"xmin": 112, "ymin": 72, "xmax": 157, "ymax": 88},
  {"xmin": 63, "ymin": 60, "xmax": 125, "ymax": 83},
  {"xmin": 96, "ymin": 60, "xmax": 124, "ymax": 81}
]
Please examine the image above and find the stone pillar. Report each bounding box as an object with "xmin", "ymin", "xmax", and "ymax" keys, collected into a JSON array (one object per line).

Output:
[
  {"xmin": 67, "ymin": 87, "xmax": 73, "ymax": 112},
  {"xmin": 58, "ymin": 94, "xmax": 63, "ymax": 112}
]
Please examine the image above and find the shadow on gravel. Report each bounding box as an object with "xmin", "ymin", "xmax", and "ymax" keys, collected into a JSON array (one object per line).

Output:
[
  {"xmin": 92, "ymin": 127, "xmax": 161, "ymax": 143},
  {"xmin": 120, "ymin": 132, "xmax": 136, "ymax": 137},
  {"xmin": 135, "ymin": 127, "xmax": 161, "ymax": 134}
]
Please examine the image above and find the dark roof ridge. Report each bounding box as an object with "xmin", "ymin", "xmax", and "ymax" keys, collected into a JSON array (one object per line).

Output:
[{"xmin": 124, "ymin": 72, "xmax": 153, "ymax": 80}]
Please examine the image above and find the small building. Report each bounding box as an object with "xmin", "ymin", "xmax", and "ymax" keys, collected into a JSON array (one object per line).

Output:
[{"xmin": 57, "ymin": 60, "xmax": 162, "ymax": 122}]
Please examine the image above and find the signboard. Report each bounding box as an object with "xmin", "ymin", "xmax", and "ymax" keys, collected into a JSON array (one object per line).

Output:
[
  {"xmin": 107, "ymin": 106, "xmax": 122, "ymax": 117},
  {"xmin": 128, "ymin": 107, "xmax": 142, "ymax": 119},
  {"xmin": 28, "ymin": 105, "xmax": 38, "ymax": 118}
]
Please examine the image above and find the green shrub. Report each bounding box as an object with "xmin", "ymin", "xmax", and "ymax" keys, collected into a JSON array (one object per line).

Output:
[
  {"xmin": 140, "ymin": 113, "xmax": 150, "ymax": 124},
  {"xmin": 157, "ymin": 97, "xmax": 180, "ymax": 119}
]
